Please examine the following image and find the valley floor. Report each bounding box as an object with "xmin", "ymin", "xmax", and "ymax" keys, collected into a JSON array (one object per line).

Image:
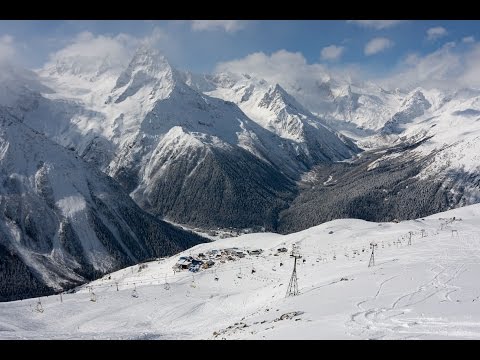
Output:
[{"xmin": 2, "ymin": 205, "xmax": 480, "ymax": 339}]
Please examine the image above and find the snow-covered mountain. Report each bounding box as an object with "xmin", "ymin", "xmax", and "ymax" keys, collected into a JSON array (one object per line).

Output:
[
  {"xmin": 322, "ymin": 82, "xmax": 405, "ymax": 136},
  {"xmin": 227, "ymin": 73, "xmax": 406, "ymax": 138},
  {"xmin": 381, "ymin": 87, "xmax": 480, "ymax": 199},
  {"xmin": 184, "ymin": 71, "xmax": 358, "ymax": 164},
  {"xmin": 178, "ymin": 69, "xmax": 480, "ymax": 232},
  {"xmin": 278, "ymin": 85, "xmax": 480, "ymax": 233},
  {"xmin": 5, "ymin": 47, "xmax": 357, "ymax": 231},
  {"xmin": 0, "ymin": 111, "xmax": 206, "ymax": 302},
  {"xmin": 381, "ymin": 90, "xmax": 433, "ymax": 135},
  {"xmin": 3, "ymin": 45, "xmax": 480, "ymax": 236}
]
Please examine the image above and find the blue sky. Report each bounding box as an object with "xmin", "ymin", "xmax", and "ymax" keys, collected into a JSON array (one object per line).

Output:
[
  {"xmin": 0, "ymin": 20, "xmax": 478, "ymax": 71},
  {"xmin": 1, "ymin": 20, "xmax": 480, "ymax": 89}
]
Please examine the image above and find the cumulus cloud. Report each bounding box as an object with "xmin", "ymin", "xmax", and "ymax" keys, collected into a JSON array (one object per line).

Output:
[
  {"xmin": 347, "ymin": 20, "xmax": 406, "ymax": 29},
  {"xmin": 463, "ymin": 36, "xmax": 475, "ymax": 44},
  {"xmin": 215, "ymin": 39, "xmax": 480, "ymax": 98},
  {"xmin": 0, "ymin": 34, "xmax": 16, "ymax": 63},
  {"xmin": 191, "ymin": 20, "xmax": 246, "ymax": 33},
  {"xmin": 320, "ymin": 45, "xmax": 345, "ymax": 61},
  {"xmin": 216, "ymin": 50, "xmax": 328, "ymax": 85},
  {"xmin": 426, "ymin": 26, "xmax": 447, "ymax": 41},
  {"xmin": 45, "ymin": 31, "xmax": 139, "ymax": 72},
  {"xmin": 376, "ymin": 41, "xmax": 480, "ymax": 90},
  {"xmin": 364, "ymin": 37, "xmax": 394, "ymax": 56}
]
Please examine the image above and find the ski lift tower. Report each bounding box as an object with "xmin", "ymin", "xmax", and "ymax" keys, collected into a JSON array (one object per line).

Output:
[
  {"xmin": 35, "ymin": 298, "xmax": 44, "ymax": 313},
  {"xmin": 286, "ymin": 251, "xmax": 301, "ymax": 298},
  {"xmin": 368, "ymin": 242, "xmax": 378, "ymax": 267}
]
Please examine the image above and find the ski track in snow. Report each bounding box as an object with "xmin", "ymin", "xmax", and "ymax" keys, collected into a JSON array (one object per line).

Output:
[{"xmin": 346, "ymin": 231, "xmax": 480, "ymax": 340}]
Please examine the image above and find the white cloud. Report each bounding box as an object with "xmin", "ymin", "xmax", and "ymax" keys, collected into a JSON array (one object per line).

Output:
[
  {"xmin": 140, "ymin": 26, "xmax": 167, "ymax": 46},
  {"xmin": 218, "ymin": 38, "xmax": 480, "ymax": 100},
  {"xmin": 216, "ymin": 50, "xmax": 316, "ymax": 81},
  {"xmin": 347, "ymin": 20, "xmax": 406, "ymax": 30},
  {"xmin": 404, "ymin": 53, "xmax": 420, "ymax": 65},
  {"xmin": 42, "ymin": 28, "xmax": 176, "ymax": 77},
  {"xmin": 0, "ymin": 34, "xmax": 16, "ymax": 63},
  {"xmin": 377, "ymin": 41, "xmax": 480, "ymax": 90},
  {"xmin": 320, "ymin": 45, "xmax": 345, "ymax": 61},
  {"xmin": 191, "ymin": 20, "xmax": 246, "ymax": 33},
  {"xmin": 426, "ymin": 26, "xmax": 447, "ymax": 41},
  {"xmin": 49, "ymin": 31, "xmax": 137, "ymax": 60},
  {"xmin": 463, "ymin": 36, "xmax": 475, "ymax": 44},
  {"xmin": 364, "ymin": 37, "xmax": 394, "ymax": 56},
  {"xmin": 44, "ymin": 31, "xmax": 140, "ymax": 76}
]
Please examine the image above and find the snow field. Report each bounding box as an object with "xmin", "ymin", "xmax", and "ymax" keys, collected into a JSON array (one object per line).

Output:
[{"xmin": 2, "ymin": 205, "xmax": 480, "ymax": 339}]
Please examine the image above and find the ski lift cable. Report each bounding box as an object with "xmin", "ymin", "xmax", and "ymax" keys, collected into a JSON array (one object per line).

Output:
[
  {"xmin": 84, "ymin": 257, "xmax": 294, "ymax": 291},
  {"xmin": 88, "ymin": 250, "xmax": 351, "ymax": 291},
  {"xmin": 75, "ymin": 242, "xmax": 418, "ymax": 292}
]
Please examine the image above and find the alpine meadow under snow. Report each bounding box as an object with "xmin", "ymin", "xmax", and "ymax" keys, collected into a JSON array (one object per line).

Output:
[{"xmin": 1, "ymin": 20, "xmax": 480, "ymax": 339}]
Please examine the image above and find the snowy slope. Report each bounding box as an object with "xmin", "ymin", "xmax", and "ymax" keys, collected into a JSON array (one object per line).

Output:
[
  {"xmin": 1, "ymin": 204, "xmax": 480, "ymax": 339},
  {"xmin": 0, "ymin": 111, "xmax": 206, "ymax": 301}
]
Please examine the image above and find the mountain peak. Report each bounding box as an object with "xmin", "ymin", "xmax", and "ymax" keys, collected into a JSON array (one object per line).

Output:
[
  {"xmin": 273, "ymin": 83, "xmax": 287, "ymax": 94},
  {"xmin": 111, "ymin": 46, "xmax": 181, "ymax": 103},
  {"xmin": 265, "ymin": 83, "xmax": 308, "ymax": 114},
  {"xmin": 129, "ymin": 45, "xmax": 169, "ymax": 69},
  {"xmin": 114, "ymin": 46, "xmax": 173, "ymax": 89}
]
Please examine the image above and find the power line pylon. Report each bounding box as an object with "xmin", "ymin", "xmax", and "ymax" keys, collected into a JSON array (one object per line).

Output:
[
  {"xmin": 368, "ymin": 242, "xmax": 378, "ymax": 267},
  {"xmin": 286, "ymin": 253, "xmax": 300, "ymax": 297}
]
